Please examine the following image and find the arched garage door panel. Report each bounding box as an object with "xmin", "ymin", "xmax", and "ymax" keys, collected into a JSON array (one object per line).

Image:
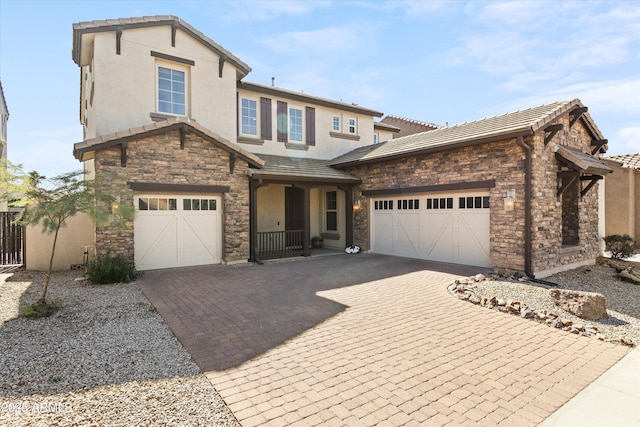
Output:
[
  {"xmin": 372, "ymin": 193, "xmax": 491, "ymax": 268},
  {"xmin": 134, "ymin": 195, "xmax": 222, "ymax": 270}
]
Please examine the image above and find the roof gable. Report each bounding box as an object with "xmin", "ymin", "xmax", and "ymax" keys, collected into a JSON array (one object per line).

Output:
[
  {"xmin": 72, "ymin": 15, "xmax": 251, "ymax": 77},
  {"xmin": 330, "ymin": 99, "xmax": 604, "ymax": 167},
  {"xmin": 73, "ymin": 117, "xmax": 264, "ymax": 168}
]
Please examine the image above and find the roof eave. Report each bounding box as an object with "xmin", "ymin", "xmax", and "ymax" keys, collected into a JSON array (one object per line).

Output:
[
  {"xmin": 246, "ymin": 170, "xmax": 361, "ymax": 185},
  {"xmin": 72, "ymin": 17, "xmax": 252, "ymax": 76},
  {"xmin": 238, "ymin": 81, "xmax": 383, "ymax": 118},
  {"xmin": 331, "ymin": 129, "xmax": 534, "ymax": 169}
]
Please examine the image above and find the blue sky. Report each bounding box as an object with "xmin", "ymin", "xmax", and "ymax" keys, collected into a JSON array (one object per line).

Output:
[{"xmin": 0, "ymin": 0, "xmax": 638, "ymax": 178}]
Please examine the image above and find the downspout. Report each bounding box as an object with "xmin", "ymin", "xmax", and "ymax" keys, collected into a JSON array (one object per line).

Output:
[
  {"xmin": 516, "ymin": 135, "xmax": 534, "ymax": 278},
  {"xmin": 516, "ymin": 137, "xmax": 564, "ymax": 287}
]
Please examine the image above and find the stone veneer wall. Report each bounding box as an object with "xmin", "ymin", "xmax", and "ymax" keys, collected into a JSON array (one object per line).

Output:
[
  {"xmin": 93, "ymin": 129, "xmax": 251, "ymax": 263},
  {"xmin": 347, "ymin": 139, "xmax": 528, "ymax": 271},
  {"xmin": 529, "ymin": 116, "xmax": 601, "ymax": 273},
  {"xmin": 347, "ymin": 115, "xmax": 602, "ymax": 274}
]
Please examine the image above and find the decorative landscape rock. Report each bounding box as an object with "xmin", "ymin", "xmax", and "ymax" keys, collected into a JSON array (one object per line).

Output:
[{"xmin": 548, "ymin": 289, "xmax": 608, "ymax": 320}]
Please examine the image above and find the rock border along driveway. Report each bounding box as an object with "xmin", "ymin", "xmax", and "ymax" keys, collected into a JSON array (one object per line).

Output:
[{"xmin": 139, "ymin": 254, "xmax": 630, "ymax": 426}]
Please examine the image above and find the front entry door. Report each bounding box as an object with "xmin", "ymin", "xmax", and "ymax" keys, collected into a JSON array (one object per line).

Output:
[{"xmin": 285, "ymin": 187, "xmax": 304, "ymax": 248}]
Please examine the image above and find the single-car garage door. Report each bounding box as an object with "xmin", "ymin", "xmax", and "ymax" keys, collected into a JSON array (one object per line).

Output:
[
  {"xmin": 371, "ymin": 192, "xmax": 491, "ymax": 267},
  {"xmin": 134, "ymin": 194, "xmax": 222, "ymax": 270}
]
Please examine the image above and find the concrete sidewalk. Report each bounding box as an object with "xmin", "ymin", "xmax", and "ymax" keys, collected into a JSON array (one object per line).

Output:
[{"xmin": 540, "ymin": 345, "xmax": 640, "ymax": 427}]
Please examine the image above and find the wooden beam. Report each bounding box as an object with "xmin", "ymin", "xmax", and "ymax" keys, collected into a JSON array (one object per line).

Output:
[
  {"xmin": 557, "ymin": 171, "xmax": 579, "ymax": 197},
  {"xmin": 219, "ymin": 54, "xmax": 226, "ymax": 78},
  {"xmin": 179, "ymin": 126, "xmax": 186, "ymax": 150},
  {"xmin": 580, "ymin": 175, "xmax": 601, "ymax": 197},
  {"xmin": 171, "ymin": 21, "xmax": 178, "ymax": 47},
  {"xmin": 229, "ymin": 152, "xmax": 238, "ymax": 174},
  {"xmin": 120, "ymin": 142, "xmax": 127, "ymax": 167},
  {"xmin": 569, "ymin": 107, "xmax": 588, "ymax": 128},
  {"xmin": 116, "ymin": 27, "xmax": 122, "ymax": 55},
  {"xmin": 591, "ymin": 139, "xmax": 608, "ymax": 155},
  {"xmin": 544, "ymin": 124, "xmax": 563, "ymax": 146}
]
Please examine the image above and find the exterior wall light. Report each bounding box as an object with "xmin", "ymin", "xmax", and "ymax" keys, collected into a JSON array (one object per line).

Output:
[
  {"xmin": 353, "ymin": 196, "xmax": 362, "ymax": 211},
  {"xmin": 504, "ymin": 190, "xmax": 516, "ymax": 211}
]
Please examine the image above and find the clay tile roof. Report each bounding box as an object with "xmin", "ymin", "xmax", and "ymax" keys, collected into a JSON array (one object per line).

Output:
[
  {"xmin": 330, "ymin": 99, "xmax": 603, "ymax": 167},
  {"xmin": 73, "ymin": 117, "xmax": 264, "ymax": 168},
  {"xmin": 247, "ymin": 154, "xmax": 360, "ymax": 184},
  {"xmin": 605, "ymin": 152, "xmax": 640, "ymax": 170},
  {"xmin": 72, "ymin": 15, "xmax": 251, "ymax": 77}
]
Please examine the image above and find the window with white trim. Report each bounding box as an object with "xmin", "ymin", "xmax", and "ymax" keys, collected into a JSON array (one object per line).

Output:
[
  {"xmin": 332, "ymin": 116, "xmax": 340, "ymax": 131},
  {"xmin": 373, "ymin": 133, "xmax": 378, "ymax": 144},
  {"xmin": 241, "ymin": 98, "xmax": 258, "ymax": 136},
  {"xmin": 289, "ymin": 107, "xmax": 303, "ymax": 142},
  {"xmin": 348, "ymin": 118, "xmax": 356, "ymax": 134},
  {"xmin": 325, "ymin": 191, "xmax": 337, "ymax": 231},
  {"xmin": 157, "ymin": 66, "xmax": 186, "ymax": 115}
]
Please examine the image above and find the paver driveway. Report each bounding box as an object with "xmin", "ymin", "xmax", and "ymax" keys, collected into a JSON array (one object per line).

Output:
[{"xmin": 139, "ymin": 254, "xmax": 630, "ymax": 426}]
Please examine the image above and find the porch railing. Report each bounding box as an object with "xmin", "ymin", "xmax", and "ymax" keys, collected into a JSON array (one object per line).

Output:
[{"xmin": 256, "ymin": 230, "xmax": 305, "ymax": 259}]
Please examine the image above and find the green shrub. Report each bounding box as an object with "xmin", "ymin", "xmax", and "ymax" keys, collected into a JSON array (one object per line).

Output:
[
  {"xmin": 86, "ymin": 252, "xmax": 138, "ymax": 284},
  {"xmin": 603, "ymin": 234, "xmax": 636, "ymax": 260},
  {"xmin": 19, "ymin": 300, "xmax": 58, "ymax": 318}
]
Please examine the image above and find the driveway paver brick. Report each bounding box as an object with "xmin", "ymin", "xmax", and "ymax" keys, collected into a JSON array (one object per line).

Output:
[{"xmin": 139, "ymin": 254, "xmax": 630, "ymax": 426}]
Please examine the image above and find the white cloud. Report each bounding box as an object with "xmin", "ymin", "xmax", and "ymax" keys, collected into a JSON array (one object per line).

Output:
[
  {"xmin": 215, "ymin": 0, "xmax": 330, "ymax": 23},
  {"xmin": 611, "ymin": 125, "xmax": 640, "ymax": 155},
  {"xmin": 260, "ymin": 25, "xmax": 370, "ymax": 58}
]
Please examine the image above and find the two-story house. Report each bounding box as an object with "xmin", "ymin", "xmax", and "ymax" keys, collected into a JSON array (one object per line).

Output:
[
  {"xmin": 66, "ymin": 15, "xmax": 614, "ymax": 278},
  {"xmin": 70, "ymin": 16, "xmax": 383, "ymax": 270}
]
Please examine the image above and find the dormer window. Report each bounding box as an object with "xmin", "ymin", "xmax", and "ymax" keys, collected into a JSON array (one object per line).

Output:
[{"xmin": 157, "ymin": 66, "xmax": 186, "ymax": 116}]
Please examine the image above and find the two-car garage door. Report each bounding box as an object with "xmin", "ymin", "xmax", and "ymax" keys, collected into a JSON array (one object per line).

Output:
[
  {"xmin": 371, "ymin": 192, "xmax": 491, "ymax": 268},
  {"xmin": 134, "ymin": 194, "xmax": 222, "ymax": 270}
]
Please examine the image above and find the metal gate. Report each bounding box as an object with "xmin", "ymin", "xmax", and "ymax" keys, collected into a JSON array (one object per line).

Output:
[{"xmin": 0, "ymin": 211, "xmax": 25, "ymax": 267}]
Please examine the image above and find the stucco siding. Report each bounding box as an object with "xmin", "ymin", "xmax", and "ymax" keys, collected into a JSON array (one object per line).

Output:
[{"xmin": 87, "ymin": 26, "xmax": 238, "ymax": 142}]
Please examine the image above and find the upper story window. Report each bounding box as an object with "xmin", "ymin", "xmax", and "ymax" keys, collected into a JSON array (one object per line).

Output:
[
  {"xmin": 289, "ymin": 107, "xmax": 303, "ymax": 142},
  {"xmin": 241, "ymin": 98, "xmax": 257, "ymax": 136},
  {"xmin": 373, "ymin": 134, "xmax": 378, "ymax": 144},
  {"xmin": 348, "ymin": 118, "xmax": 357, "ymax": 134},
  {"xmin": 333, "ymin": 116, "xmax": 340, "ymax": 131},
  {"xmin": 158, "ymin": 66, "xmax": 186, "ymax": 115}
]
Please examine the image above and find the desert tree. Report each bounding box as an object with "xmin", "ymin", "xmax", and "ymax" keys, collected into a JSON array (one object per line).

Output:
[{"xmin": 1, "ymin": 161, "xmax": 135, "ymax": 305}]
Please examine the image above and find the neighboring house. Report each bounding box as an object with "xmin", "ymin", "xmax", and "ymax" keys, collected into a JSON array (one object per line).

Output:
[
  {"xmin": 0, "ymin": 80, "xmax": 9, "ymax": 212},
  {"xmin": 604, "ymin": 152, "xmax": 640, "ymax": 245},
  {"xmin": 330, "ymin": 100, "xmax": 613, "ymax": 277},
  {"xmin": 0, "ymin": 80, "xmax": 7, "ymax": 164},
  {"xmin": 53, "ymin": 15, "xmax": 611, "ymax": 277}
]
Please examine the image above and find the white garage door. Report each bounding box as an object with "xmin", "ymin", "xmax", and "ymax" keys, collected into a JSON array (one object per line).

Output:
[
  {"xmin": 134, "ymin": 194, "xmax": 222, "ymax": 270},
  {"xmin": 371, "ymin": 192, "xmax": 491, "ymax": 267}
]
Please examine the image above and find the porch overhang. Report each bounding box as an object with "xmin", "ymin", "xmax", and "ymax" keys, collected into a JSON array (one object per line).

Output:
[
  {"xmin": 554, "ymin": 145, "xmax": 614, "ymax": 197},
  {"xmin": 554, "ymin": 145, "xmax": 614, "ymax": 176},
  {"xmin": 247, "ymin": 154, "xmax": 361, "ymax": 185}
]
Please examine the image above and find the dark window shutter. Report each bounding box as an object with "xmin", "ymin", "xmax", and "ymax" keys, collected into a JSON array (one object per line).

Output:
[
  {"xmin": 306, "ymin": 106, "xmax": 315, "ymax": 146},
  {"xmin": 260, "ymin": 97, "xmax": 272, "ymax": 140},
  {"xmin": 277, "ymin": 101, "xmax": 288, "ymax": 142}
]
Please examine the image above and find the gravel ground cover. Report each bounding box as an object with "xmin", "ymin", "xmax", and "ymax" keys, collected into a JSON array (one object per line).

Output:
[
  {"xmin": 469, "ymin": 259, "xmax": 640, "ymax": 347},
  {"xmin": 0, "ymin": 270, "xmax": 239, "ymax": 427}
]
